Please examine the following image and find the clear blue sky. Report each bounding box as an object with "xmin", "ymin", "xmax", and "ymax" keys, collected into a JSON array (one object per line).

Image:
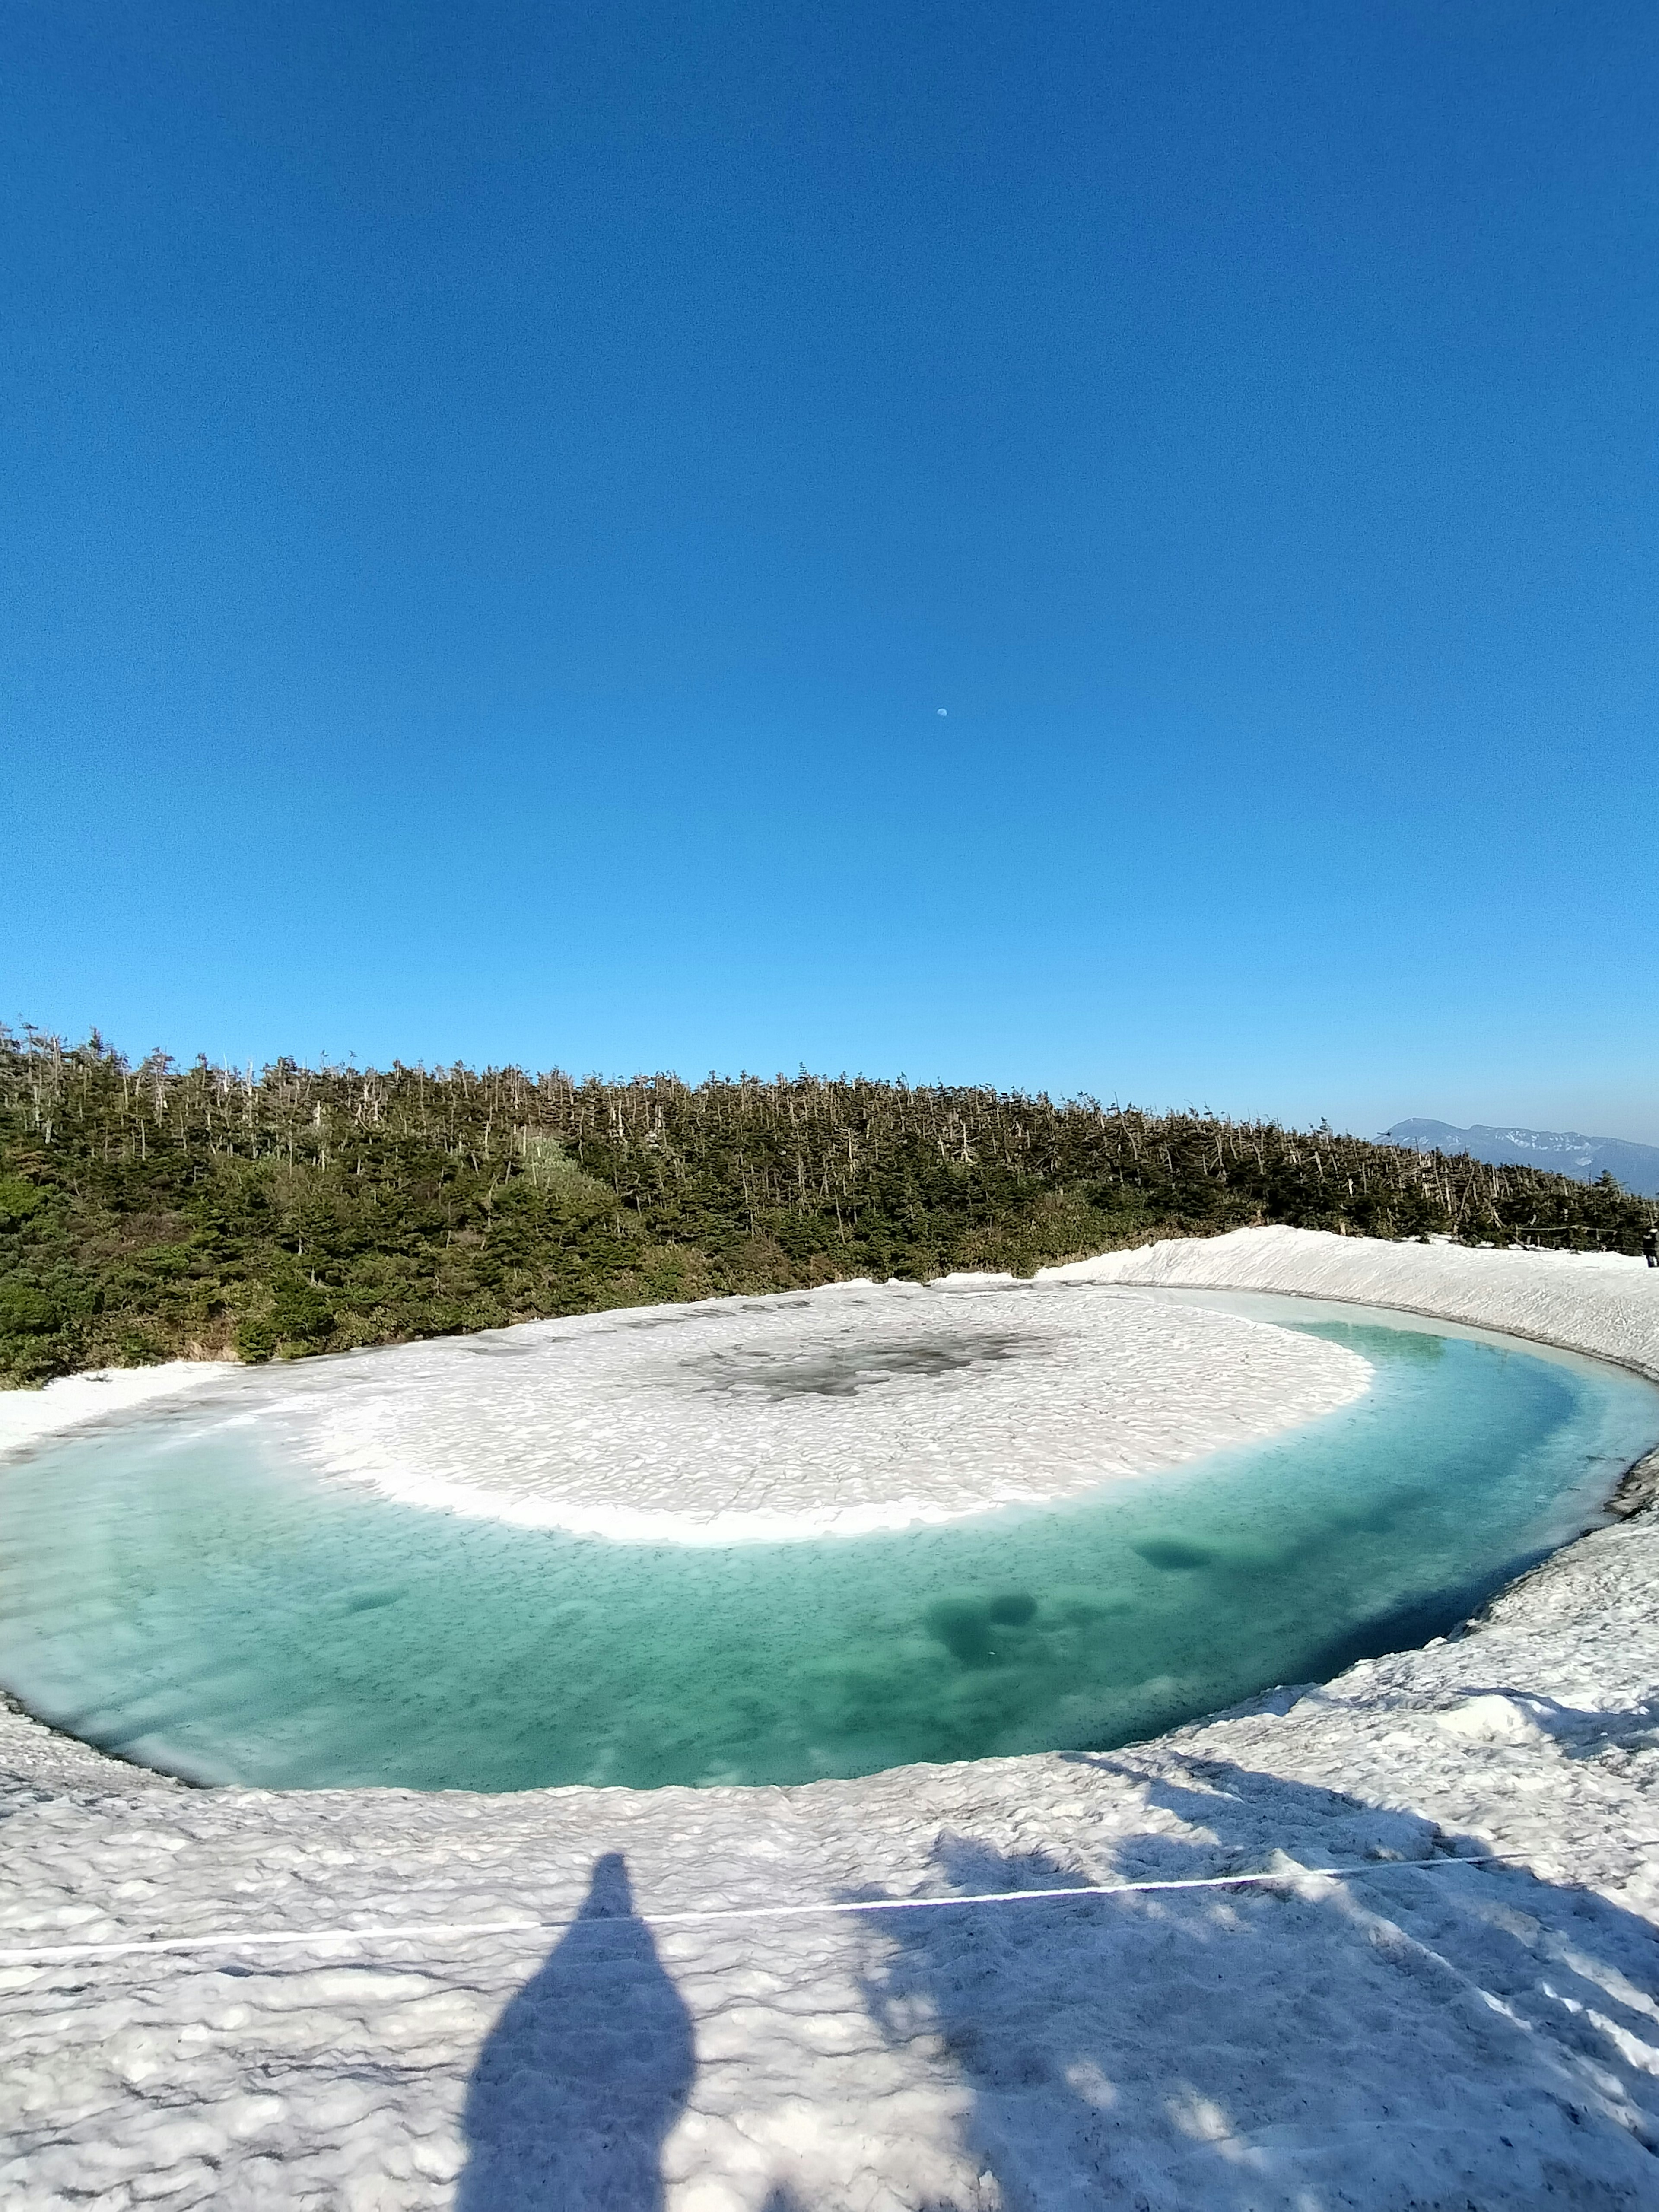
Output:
[{"xmin": 5, "ymin": 2, "xmax": 1656, "ymax": 1140}]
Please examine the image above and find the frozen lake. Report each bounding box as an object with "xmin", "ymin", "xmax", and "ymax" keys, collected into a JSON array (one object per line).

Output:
[{"xmin": 0, "ymin": 1287, "xmax": 1654, "ymax": 1791}]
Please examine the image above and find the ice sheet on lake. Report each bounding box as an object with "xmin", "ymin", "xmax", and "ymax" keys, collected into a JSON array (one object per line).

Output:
[{"xmin": 257, "ymin": 1283, "xmax": 1372, "ymax": 1540}]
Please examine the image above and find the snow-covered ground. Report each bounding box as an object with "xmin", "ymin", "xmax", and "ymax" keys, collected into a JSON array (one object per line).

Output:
[
  {"xmin": 5, "ymin": 1229, "xmax": 1659, "ymax": 2209},
  {"xmin": 1039, "ymin": 1224, "xmax": 1659, "ymax": 1380},
  {"xmin": 0, "ymin": 1358, "xmax": 235, "ymax": 1461}
]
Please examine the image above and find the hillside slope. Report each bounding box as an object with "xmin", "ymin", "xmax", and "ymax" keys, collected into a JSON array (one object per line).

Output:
[{"xmin": 3, "ymin": 1028, "xmax": 1653, "ymax": 1382}]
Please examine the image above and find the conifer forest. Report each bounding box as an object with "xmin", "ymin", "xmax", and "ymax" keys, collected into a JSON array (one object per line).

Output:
[{"xmin": 1, "ymin": 1027, "xmax": 1652, "ymax": 1384}]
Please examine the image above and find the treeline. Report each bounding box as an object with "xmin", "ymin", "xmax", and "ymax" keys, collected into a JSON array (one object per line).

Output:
[{"xmin": 1, "ymin": 1027, "xmax": 1653, "ymax": 1383}]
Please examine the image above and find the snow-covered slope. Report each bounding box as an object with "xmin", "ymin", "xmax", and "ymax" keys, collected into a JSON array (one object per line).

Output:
[
  {"xmin": 0, "ymin": 1358, "xmax": 235, "ymax": 1458},
  {"xmin": 4, "ymin": 1230, "xmax": 1659, "ymax": 2210},
  {"xmin": 1041, "ymin": 1223, "xmax": 1659, "ymax": 1379}
]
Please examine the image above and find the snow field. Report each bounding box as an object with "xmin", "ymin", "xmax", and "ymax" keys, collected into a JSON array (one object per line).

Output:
[{"xmin": 3, "ymin": 1229, "xmax": 1659, "ymax": 2208}]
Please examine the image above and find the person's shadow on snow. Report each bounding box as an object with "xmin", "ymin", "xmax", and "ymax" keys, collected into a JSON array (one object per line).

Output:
[
  {"xmin": 853, "ymin": 1759, "xmax": 1659, "ymax": 2211},
  {"xmin": 455, "ymin": 1851, "xmax": 694, "ymax": 2212}
]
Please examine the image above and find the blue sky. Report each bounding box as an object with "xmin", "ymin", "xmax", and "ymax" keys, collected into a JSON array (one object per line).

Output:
[{"xmin": 5, "ymin": 2, "xmax": 1656, "ymax": 1140}]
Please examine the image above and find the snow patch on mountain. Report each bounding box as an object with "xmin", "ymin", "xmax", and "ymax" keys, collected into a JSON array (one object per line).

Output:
[{"xmin": 1385, "ymin": 1116, "xmax": 1659, "ymax": 1196}]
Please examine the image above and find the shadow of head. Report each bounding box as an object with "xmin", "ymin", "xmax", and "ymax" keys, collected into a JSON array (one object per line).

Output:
[
  {"xmin": 456, "ymin": 1851, "xmax": 695, "ymax": 2212},
  {"xmin": 854, "ymin": 1763, "xmax": 1659, "ymax": 2209}
]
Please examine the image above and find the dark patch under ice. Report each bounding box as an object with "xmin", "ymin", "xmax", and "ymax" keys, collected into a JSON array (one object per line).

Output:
[{"xmin": 685, "ymin": 1328, "xmax": 1041, "ymax": 1400}]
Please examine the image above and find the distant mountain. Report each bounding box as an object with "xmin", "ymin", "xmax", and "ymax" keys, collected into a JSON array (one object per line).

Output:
[{"xmin": 1383, "ymin": 1119, "xmax": 1659, "ymax": 1198}]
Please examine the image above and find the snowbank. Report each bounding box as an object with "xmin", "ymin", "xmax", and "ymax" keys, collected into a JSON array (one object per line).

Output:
[
  {"xmin": 5, "ymin": 1231, "xmax": 1659, "ymax": 2209},
  {"xmin": 1040, "ymin": 1223, "xmax": 1659, "ymax": 1378},
  {"xmin": 0, "ymin": 1358, "xmax": 235, "ymax": 1458}
]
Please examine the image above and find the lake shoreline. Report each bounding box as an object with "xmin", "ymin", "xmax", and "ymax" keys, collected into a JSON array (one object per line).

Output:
[{"xmin": 6, "ymin": 1228, "xmax": 1659, "ymax": 2207}]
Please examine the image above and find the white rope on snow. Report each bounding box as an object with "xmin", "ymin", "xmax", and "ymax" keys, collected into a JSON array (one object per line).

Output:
[{"xmin": 0, "ymin": 1851, "xmax": 1549, "ymax": 1970}]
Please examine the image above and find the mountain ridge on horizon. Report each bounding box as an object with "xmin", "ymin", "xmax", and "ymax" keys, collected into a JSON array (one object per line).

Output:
[{"xmin": 1384, "ymin": 1119, "xmax": 1659, "ymax": 1198}]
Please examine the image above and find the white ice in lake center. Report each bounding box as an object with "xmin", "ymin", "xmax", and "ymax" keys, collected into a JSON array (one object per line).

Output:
[{"xmin": 257, "ymin": 1283, "xmax": 1372, "ymax": 1540}]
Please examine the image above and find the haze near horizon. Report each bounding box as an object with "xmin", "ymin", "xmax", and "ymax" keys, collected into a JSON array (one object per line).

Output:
[{"xmin": 4, "ymin": 3, "xmax": 1655, "ymax": 1141}]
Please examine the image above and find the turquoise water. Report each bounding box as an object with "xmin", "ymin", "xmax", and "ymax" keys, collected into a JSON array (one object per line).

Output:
[{"xmin": 0, "ymin": 1295, "xmax": 1654, "ymax": 1792}]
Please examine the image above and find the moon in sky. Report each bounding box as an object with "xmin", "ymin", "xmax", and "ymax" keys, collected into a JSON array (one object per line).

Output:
[{"xmin": 937, "ymin": 707, "xmax": 947, "ymax": 716}]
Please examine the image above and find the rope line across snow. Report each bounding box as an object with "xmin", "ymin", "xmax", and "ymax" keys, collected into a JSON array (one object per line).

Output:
[{"xmin": 0, "ymin": 1850, "xmax": 1551, "ymax": 1970}]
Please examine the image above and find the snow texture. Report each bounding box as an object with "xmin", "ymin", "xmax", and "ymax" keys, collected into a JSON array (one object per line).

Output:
[
  {"xmin": 1039, "ymin": 1224, "xmax": 1659, "ymax": 1382},
  {"xmin": 4, "ymin": 1229, "xmax": 1659, "ymax": 2210},
  {"xmin": 261, "ymin": 1283, "xmax": 1369, "ymax": 1541},
  {"xmin": 0, "ymin": 1359, "xmax": 236, "ymax": 1460}
]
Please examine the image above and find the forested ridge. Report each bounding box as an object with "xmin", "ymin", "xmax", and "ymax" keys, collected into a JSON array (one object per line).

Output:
[{"xmin": 1, "ymin": 1027, "xmax": 1653, "ymax": 1384}]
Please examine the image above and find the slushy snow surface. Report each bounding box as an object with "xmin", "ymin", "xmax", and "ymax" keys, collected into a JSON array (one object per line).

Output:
[
  {"xmin": 5, "ymin": 1230, "xmax": 1659, "ymax": 2209},
  {"xmin": 264, "ymin": 1283, "xmax": 1370, "ymax": 1541}
]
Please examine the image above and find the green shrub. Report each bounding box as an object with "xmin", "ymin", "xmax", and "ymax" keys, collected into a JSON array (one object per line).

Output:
[
  {"xmin": 0, "ymin": 1282, "xmax": 59, "ymax": 1334},
  {"xmin": 0, "ymin": 1176, "xmax": 42, "ymax": 1227},
  {"xmin": 234, "ymin": 1315, "xmax": 280, "ymax": 1363}
]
